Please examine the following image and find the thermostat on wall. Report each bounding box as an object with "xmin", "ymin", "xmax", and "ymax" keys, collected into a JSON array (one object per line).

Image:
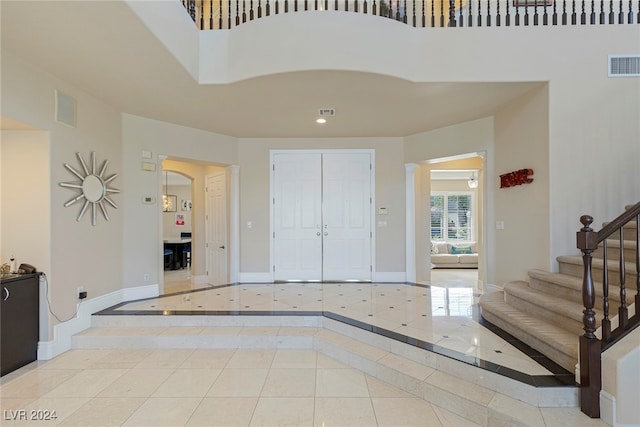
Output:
[{"xmin": 142, "ymin": 196, "xmax": 156, "ymax": 204}]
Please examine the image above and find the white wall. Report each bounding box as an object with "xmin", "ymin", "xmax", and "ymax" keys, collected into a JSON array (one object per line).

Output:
[
  {"xmin": 1, "ymin": 131, "xmax": 50, "ymax": 276},
  {"xmin": 492, "ymin": 85, "xmax": 550, "ymax": 284},
  {"xmin": 121, "ymin": 114, "xmax": 237, "ymax": 288},
  {"xmin": 1, "ymin": 51, "xmax": 123, "ymax": 338}
]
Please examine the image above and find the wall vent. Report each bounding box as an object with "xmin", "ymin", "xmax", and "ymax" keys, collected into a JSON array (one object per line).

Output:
[
  {"xmin": 608, "ymin": 55, "xmax": 640, "ymax": 77},
  {"xmin": 318, "ymin": 108, "xmax": 336, "ymax": 116},
  {"xmin": 55, "ymin": 90, "xmax": 77, "ymax": 127}
]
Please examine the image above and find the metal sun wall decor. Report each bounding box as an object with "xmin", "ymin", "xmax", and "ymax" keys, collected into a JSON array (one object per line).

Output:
[
  {"xmin": 499, "ymin": 168, "xmax": 534, "ymax": 188},
  {"xmin": 59, "ymin": 151, "xmax": 120, "ymax": 226}
]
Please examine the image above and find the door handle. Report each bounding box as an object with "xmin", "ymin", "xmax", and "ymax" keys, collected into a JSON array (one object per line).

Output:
[
  {"xmin": 3, "ymin": 287, "xmax": 8, "ymax": 301},
  {"xmin": 323, "ymin": 232, "xmax": 328, "ymax": 236},
  {"xmin": 316, "ymin": 232, "xmax": 321, "ymax": 236},
  {"xmin": 219, "ymin": 245, "xmax": 225, "ymax": 249}
]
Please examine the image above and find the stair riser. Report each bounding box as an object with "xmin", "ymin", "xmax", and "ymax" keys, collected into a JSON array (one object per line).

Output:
[
  {"xmin": 558, "ymin": 261, "xmax": 639, "ymax": 288},
  {"xmin": 479, "ymin": 309, "xmax": 578, "ymax": 373},
  {"xmin": 607, "ymin": 227, "xmax": 638, "ymax": 242},
  {"xmin": 528, "ymin": 276, "xmax": 621, "ymax": 307},
  {"xmin": 503, "ymin": 292, "xmax": 583, "ymax": 335},
  {"xmin": 592, "ymin": 245, "xmax": 638, "ymax": 263}
]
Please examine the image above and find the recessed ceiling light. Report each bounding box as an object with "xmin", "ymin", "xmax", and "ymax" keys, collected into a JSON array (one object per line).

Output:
[{"xmin": 316, "ymin": 118, "xmax": 326, "ymax": 124}]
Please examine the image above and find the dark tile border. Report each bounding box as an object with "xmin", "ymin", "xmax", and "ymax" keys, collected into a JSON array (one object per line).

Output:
[{"xmin": 95, "ymin": 282, "xmax": 576, "ymax": 388}]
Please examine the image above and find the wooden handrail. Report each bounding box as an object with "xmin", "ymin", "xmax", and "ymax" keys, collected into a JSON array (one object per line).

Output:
[
  {"xmin": 597, "ymin": 201, "xmax": 640, "ymax": 243},
  {"xmin": 577, "ymin": 201, "xmax": 640, "ymax": 418}
]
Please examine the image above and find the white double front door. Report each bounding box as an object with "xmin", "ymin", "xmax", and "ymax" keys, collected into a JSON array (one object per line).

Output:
[{"xmin": 272, "ymin": 151, "xmax": 373, "ymax": 282}]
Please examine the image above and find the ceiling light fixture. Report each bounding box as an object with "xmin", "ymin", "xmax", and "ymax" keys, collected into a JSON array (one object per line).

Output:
[
  {"xmin": 162, "ymin": 171, "xmax": 175, "ymax": 212},
  {"xmin": 316, "ymin": 118, "xmax": 326, "ymax": 124},
  {"xmin": 467, "ymin": 172, "xmax": 479, "ymax": 189}
]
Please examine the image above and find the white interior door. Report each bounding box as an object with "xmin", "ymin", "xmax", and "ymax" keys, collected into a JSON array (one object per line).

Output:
[
  {"xmin": 206, "ymin": 172, "xmax": 227, "ymax": 285},
  {"xmin": 272, "ymin": 151, "xmax": 372, "ymax": 281},
  {"xmin": 322, "ymin": 153, "xmax": 372, "ymax": 281},
  {"xmin": 273, "ymin": 153, "xmax": 323, "ymax": 281}
]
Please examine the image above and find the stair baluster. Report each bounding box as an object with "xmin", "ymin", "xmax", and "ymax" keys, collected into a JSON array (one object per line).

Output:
[
  {"xmin": 601, "ymin": 240, "xmax": 611, "ymax": 341},
  {"xmin": 636, "ymin": 213, "xmax": 640, "ymax": 311},
  {"xmin": 577, "ymin": 215, "xmax": 600, "ymax": 418},
  {"xmin": 618, "ymin": 227, "xmax": 628, "ymax": 329},
  {"xmin": 578, "ymin": 200, "xmax": 640, "ymax": 418}
]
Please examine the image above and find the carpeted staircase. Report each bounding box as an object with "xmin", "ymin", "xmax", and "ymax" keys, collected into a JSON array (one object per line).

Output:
[{"xmin": 479, "ymin": 206, "xmax": 638, "ymax": 373}]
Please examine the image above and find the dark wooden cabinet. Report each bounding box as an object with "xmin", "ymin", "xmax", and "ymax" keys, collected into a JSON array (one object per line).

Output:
[{"xmin": 1, "ymin": 273, "xmax": 39, "ymax": 376}]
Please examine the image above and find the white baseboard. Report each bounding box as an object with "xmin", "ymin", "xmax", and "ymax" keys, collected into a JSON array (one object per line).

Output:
[
  {"xmin": 238, "ymin": 272, "xmax": 408, "ymax": 283},
  {"xmin": 600, "ymin": 390, "xmax": 615, "ymax": 427},
  {"xmin": 239, "ymin": 272, "xmax": 273, "ymax": 283},
  {"xmin": 192, "ymin": 274, "xmax": 209, "ymax": 285},
  {"xmin": 37, "ymin": 283, "xmax": 159, "ymax": 360},
  {"xmin": 373, "ymin": 272, "xmax": 406, "ymax": 282}
]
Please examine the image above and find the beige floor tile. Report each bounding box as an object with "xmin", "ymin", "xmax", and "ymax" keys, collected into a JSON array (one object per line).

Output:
[
  {"xmin": 261, "ymin": 369, "xmax": 316, "ymax": 397},
  {"xmin": 314, "ymin": 397, "xmax": 377, "ymax": 427},
  {"xmin": 271, "ymin": 349, "xmax": 318, "ymax": 369},
  {"xmin": 316, "ymin": 353, "xmax": 350, "ymax": 369},
  {"xmin": 42, "ymin": 369, "xmax": 127, "ymax": 398},
  {"xmin": 372, "ymin": 397, "xmax": 442, "ymax": 426},
  {"xmin": 365, "ymin": 375, "xmax": 415, "ymax": 398},
  {"xmin": 315, "ymin": 369, "xmax": 369, "ymax": 397},
  {"xmin": 226, "ymin": 349, "xmax": 276, "ymax": 369},
  {"xmin": 539, "ymin": 407, "xmax": 610, "ymax": 427},
  {"xmin": 0, "ymin": 369, "xmax": 81, "ymax": 398},
  {"xmin": 249, "ymin": 397, "xmax": 314, "ymax": 426},
  {"xmin": 432, "ymin": 406, "xmax": 482, "ymax": 427},
  {"xmin": 0, "ymin": 397, "xmax": 36, "ymax": 412},
  {"xmin": 186, "ymin": 397, "xmax": 258, "ymax": 427},
  {"xmin": 39, "ymin": 350, "xmax": 112, "ymax": 370},
  {"xmin": 57, "ymin": 397, "xmax": 146, "ymax": 426},
  {"xmin": 122, "ymin": 397, "xmax": 201, "ymax": 426},
  {"xmin": 207, "ymin": 369, "xmax": 269, "ymax": 397},
  {"xmin": 98, "ymin": 368, "xmax": 173, "ymax": 398},
  {"xmin": 179, "ymin": 349, "xmax": 236, "ymax": 369},
  {"xmin": 134, "ymin": 349, "xmax": 195, "ymax": 369},
  {"xmin": 152, "ymin": 368, "xmax": 222, "ymax": 397}
]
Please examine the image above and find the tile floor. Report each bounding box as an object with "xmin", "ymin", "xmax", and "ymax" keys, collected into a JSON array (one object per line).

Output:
[
  {"xmin": 0, "ymin": 348, "xmax": 606, "ymax": 427},
  {"xmin": 0, "ymin": 348, "xmax": 481, "ymax": 427},
  {"xmin": 131, "ymin": 270, "xmax": 551, "ymax": 377},
  {"xmin": 0, "ymin": 269, "xmax": 609, "ymax": 426}
]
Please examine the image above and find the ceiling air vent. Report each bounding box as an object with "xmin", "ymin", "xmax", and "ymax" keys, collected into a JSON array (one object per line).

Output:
[
  {"xmin": 608, "ymin": 55, "xmax": 640, "ymax": 77},
  {"xmin": 318, "ymin": 108, "xmax": 336, "ymax": 116}
]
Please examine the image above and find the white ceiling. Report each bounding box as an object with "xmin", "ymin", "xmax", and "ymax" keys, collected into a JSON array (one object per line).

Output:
[{"xmin": 1, "ymin": 1, "xmax": 542, "ymax": 138}]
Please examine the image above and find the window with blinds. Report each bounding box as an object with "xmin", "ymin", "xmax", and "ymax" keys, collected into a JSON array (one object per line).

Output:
[{"xmin": 430, "ymin": 192, "xmax": 473, "ymax": 242}]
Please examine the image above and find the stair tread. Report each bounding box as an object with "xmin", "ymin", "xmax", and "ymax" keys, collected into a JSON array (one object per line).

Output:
[
  {"xmin": 480, "ymin": 292, "xmax": 578, "ymax": 358},
  {"xmin": 503, "ymin": 281, "xmax": 595, "ymax": 323}
]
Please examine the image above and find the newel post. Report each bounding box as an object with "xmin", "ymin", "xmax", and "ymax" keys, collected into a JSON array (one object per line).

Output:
[{"xmin": 577, "ymin": 215, "xmax": 601, "ymax": 418}]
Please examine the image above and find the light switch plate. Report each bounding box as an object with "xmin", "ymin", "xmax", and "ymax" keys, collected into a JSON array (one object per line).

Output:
[{"xmin": 142, "ymin": 161, "xmax": 156, "ymax": 172}]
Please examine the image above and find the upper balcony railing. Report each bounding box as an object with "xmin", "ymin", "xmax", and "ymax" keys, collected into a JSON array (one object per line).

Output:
[{"xmin": 182, "ymin": 0, "xmax": 639, "ymax": 29}]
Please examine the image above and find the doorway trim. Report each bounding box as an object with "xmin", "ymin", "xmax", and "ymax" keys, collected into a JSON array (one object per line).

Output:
[
  {"xmin": 406, "ymin": 151, "xmax": 488, "ymax": 289},
  {"xmin": 269, "ymin": 149, "xmax": 376, "ymax": 282}
]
